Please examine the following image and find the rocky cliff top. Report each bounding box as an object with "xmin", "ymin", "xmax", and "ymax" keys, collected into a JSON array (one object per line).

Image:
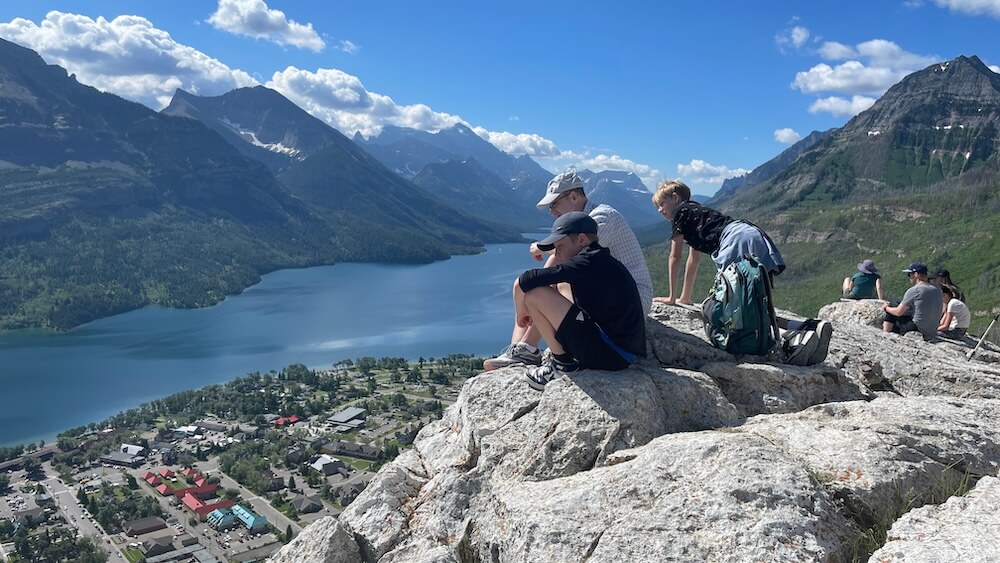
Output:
[{"xmin": 272, "ymin": 301, "xmax": 1000, "ymax": 562}]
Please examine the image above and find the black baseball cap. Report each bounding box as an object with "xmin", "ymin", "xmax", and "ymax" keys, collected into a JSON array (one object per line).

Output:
[{"xmin": 536, "ymin": 211, "xmax": 598, "ymax": 251}]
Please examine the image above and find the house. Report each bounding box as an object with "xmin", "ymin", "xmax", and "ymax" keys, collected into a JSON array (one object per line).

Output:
[
  {"xmin": 175, "ymin": 533, "xmax": 199, "ymax": 547},
  {"xmin": 158, "ymin": 468, "xmax": 176, "ymax": 479},
  {"xmin": 206, "ymin": 508, "xmax": 238, "ymax": 530},
  {"xmin": 144, "ymin": 474, "xmax": 162, "ymax": 486},
  {"xmin": 142, "ymin": 535, "xmax": 175, "ymax": 558},
  {"xmin": 260, "ymin": 470, "xmax": 283, "ymax": 492},
  {"xmin": 160, "ymin": 447, "xmax": 178, "ymax": 465},
  {"xmin": 100, "ymin": 450, "xmax": 142, "ymax": 468},
  {"xmin": 231, "ymin": 504, "xmax": 269, "ymax": 533},
  {"xmin": 124, "ymin": 516, "xmax": 167, "ymax": 536},
  {"xmin": 181, "ymin": 493, "xmax": 234, "ymax": 521},
  {"xmin": 290, "ymin": 494, "xmax": 323, "ymax": 514},
  {"xmin": 328, "ymin": 407, "xmax": 366, "ymax": 425},
  {"xmin": 174, "ymin": 425, "xmax": 201, "ymax": 437},
  {"xmin": 333, "ymin": 482, "xmax": 366, "ymax": 506},
  {"xmin": 309, "ymin": 454, "xmax": 347, "ymax": 476},
  {"xmin": 13, "ymin": 505, "xmax": 45, "ymax": 526},
  {"xmin": 274, "ymin": 415, "xmax": 300, "ymax": 427},
  {"xmin": 285, "ymin": 446, "xmax": 308, "ymax": 465},
  {"xmin": 196, "ymin": 420, "xmax": 227, "ymax": 433},
  {"xmin": 121, "ymin": 443, "xmax": 145, "ymax": 456},
  {"xmin": 321, "ymin": 440, "xmax": 384, "ymax": 462},
  {"xmin": 155, "ymin": 483, "xmax": 173, "ymax": 496}
]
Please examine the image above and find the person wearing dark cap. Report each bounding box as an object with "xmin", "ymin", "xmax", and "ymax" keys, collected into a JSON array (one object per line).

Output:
[
  {"xmin": 880, "ymin": 262, "xmax": 943, "ymax": 340},
  {"xmin": 483, "ymin": 171, "xmax": 651, "ymax": 371},
  {"xmin": 842, "ymin": 259, "xmax": 884, "ymax": 300},
  {"xmin": 513, "ymin": 212, "xmax": 646, "ymax": 390}
]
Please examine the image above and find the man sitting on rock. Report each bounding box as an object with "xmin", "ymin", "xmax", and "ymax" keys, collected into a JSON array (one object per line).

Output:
[
  {"xmin": 513, "ymin": 212, "xmax": 646, "ymax": 390},
  {"xmin": 483, "ymin": 171, "xmax": 652, "ymax": 371},
  {"xmin": 881, "ymin": 262, "xmax": 943, "ymax": 340}
]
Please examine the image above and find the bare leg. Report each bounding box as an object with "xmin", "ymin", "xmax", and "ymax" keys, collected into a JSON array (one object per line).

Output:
[
  {"xmin": 522, "ymin": 287, "xmax": 573, "ymax": 356},
  {"xmin": 882, "ymin": 321, "xmax": 893, "ymax": 333},
  {"xmin": 842, "ymin": 277, "xmax": 851, "ymax": 295},
  {"xmin": 507, "ymin": 254, "xmax": 568, "ymax": 347}
]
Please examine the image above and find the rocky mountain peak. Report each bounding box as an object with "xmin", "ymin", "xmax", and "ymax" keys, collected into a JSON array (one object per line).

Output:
[{"xmin": 848, "ymin": 54, "xmax": 1000, "ymax": 133}]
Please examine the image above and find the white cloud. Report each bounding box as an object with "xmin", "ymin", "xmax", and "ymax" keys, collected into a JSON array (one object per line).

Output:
[
  {"xmin": 337, "ymin": 40, "xmax": 358, "ymax": 54},
  {"xmin": 808, "ymin": 95, "xmax": 877, "ymax": 117},
  {"xmin": 0, "ymin": 11, "xmax": 257, "ymax": 108},
  {"xmin": 776, "ymin": 25, "xmax": 810, "ymax": 51},
  {"xmin": 793, "ymin": 39, "xmax": 938, "ymax": 97},
  {"xmin": 267, "ymin": 66, "xmax": 468, "ymax": 138},
  {"xmin": 207, "ymin": 0, "xmax": 324, "ymax": 51},
  {"xmin": 932, "ymin": 0, "xmax": 1000, "ymax": 17},
  {"xmin": 533, "ymin": 150, "xmax": 662, "ymax": 190},
  {"xmin": 471, "ymin": 128, "xmax": 560, "ymax": 157},
  {"xmin": 818, "ymin": 41, "xmax": 857, "ymax": 60},
  {"xmin": 855, "ymin": 39, "xmax": 939, "ymax": 69},
  {"xmin": 991, "ymin": 64, "xmax": 1000, "ymax": 74},
  {"xmin": 774, "ymin": 128, "xmax": 802, "ymax": 144},
  {"xmin": 792, "ymin": 61, "xmax": 907, "ymax": 95},
  {"xmin": 676, "ymin": 160, "xmax": 750, "ymax": 184}
]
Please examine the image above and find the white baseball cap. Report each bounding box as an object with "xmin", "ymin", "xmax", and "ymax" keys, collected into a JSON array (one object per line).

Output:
[{"xmin": 536, "ymin": 172, "xmax": 584, "ymax": 209}]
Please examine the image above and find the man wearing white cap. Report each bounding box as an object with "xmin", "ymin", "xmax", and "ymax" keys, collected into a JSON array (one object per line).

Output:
[{"xmin": 484, "ymin": 171, "xmax": 652, "ymax": 371}]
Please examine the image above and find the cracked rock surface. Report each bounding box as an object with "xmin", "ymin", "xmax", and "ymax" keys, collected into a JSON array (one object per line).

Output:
[{"xmin": 271, "ymin": 301, "xmax": 1000, "ymax": 563}]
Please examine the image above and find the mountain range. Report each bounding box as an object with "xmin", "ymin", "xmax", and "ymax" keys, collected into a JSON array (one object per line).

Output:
[
  {"xmin": 358, "ymin": 124, "xmax": 663, "ymax": 227},
  {"xmin": 697, "ymin": 55, "xmax": 1000, "ymax": 324},
  {"xmin": 0, "ymin": 38, "xmax": 519, "ymax": 331}
]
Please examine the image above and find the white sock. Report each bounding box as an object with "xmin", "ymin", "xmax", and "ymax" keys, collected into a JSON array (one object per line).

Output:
[{"xmin": 517, "ymin": 342, "xmax": 539, "ymax": 353}]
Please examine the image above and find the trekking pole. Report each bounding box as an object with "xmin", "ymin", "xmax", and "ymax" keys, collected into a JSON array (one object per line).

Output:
[{"xmin": 967, "ymin": 312, "xmax": 1000, "ymax": 361}]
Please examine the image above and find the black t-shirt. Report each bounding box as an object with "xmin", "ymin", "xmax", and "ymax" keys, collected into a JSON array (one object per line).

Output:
[
  {"xmin": 670, "ymin": 201, "xmax": 734, "ymax": 254},
  {"xmin": 518, "ymin": 242, "xmax": 646, "ymax": 358}
]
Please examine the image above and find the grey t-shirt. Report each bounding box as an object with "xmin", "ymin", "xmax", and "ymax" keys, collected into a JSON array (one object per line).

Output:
[{"xmin": 901, "ymin": 282, "xmax": 943, "ymax": 338}]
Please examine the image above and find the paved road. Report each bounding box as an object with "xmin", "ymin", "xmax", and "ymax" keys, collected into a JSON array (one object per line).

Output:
[{"xmin": 41, "ymin": 472, "xmax": 124, "ymax": 559}]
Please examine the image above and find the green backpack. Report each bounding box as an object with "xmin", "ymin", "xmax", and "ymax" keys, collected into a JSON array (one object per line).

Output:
[{"xmin": 702, "ymin": 255, "xmax": 780, "ymax": 355}]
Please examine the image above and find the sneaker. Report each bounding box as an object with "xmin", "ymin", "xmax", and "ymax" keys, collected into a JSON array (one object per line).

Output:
[
  {"xmin": 784, "ymin": 330, "xmax": 818, "ymax": 366},
  {"xmin": 483, "ymin": 342, "xmax": 542, "ymax": 371},
  {"xmin": 808, "ymin": 321, "xmax": 833, "ymax": 365},
  {"xmin": 524, "ymin": 358, "xmax": 580, "ymax": 390}
]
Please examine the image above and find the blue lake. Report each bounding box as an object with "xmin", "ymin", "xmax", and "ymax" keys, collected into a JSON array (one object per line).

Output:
[{"xmin": 0, "ymin": 241, "xmax": 539, "ymax": 447}]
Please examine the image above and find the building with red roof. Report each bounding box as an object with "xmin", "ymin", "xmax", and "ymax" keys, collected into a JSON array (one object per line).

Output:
[
  {"xmin": 274, "ymin": 415, "xmax": 300, "ymax": 427},
  {"xmin": 155, "ymin": 483, "xmax": 172, "ymax": 496},
  {"xmin": 144, "ymin": 474, "xmax": 162, "ymax": 486},
  {"xmin": 181, "ymin": 493, "xmax": 235, "ymax": 520},
  {"xmin": 159, "ymin": 468, "xmax": 175, "ymax": 478}
]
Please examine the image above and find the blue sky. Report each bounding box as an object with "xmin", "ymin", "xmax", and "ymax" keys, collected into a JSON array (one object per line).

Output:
[{"xmin": 1, "ymin": 1, "xmax": 999, "ymax": 196}]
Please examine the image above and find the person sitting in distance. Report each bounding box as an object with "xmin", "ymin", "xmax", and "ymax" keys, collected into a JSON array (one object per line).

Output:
[
  {"xmin": 929, "ymin": 268, "xmax": 965, "ymax": 302},
  {"xmin": 513, "ymin": 212, "xmax": 646, "ymax": 390},
  {"xmin": 880, "ymin": 262, "xmax": 943, "ymax": 340},
  {"xmin": 842, "ymin": 259, "xmax": 884, "ymax": 300},
  {"xmin": 483, "ymin": 171, "xmax": 651, "ymax": 371},
  {"xmin": 937, "ymin": 285, "xmax": 971, "ymax": 338}
]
